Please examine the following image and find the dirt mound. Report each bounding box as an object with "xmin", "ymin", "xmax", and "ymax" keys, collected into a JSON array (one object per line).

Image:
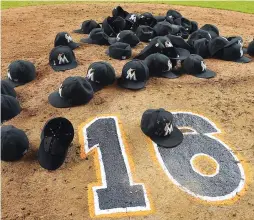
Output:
[{"xmin": 1, "ymin": 3, "xmax": 254, "ymax": 220}]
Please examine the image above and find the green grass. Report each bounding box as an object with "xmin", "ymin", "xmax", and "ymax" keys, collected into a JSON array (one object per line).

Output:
[{"xmin": 1, "ymin": 1, "xmax": 254, "ymax": 14}]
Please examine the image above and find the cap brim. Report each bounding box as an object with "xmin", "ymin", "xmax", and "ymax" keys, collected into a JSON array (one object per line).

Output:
[
  {"xmin": 86, "ymin": 79, "xmax": 104, "ymax": 92},
  {"xmin": 48, "ymin": 91, "xmax": 73, "ymax": 108},
  {"xmin": 108, "ymin": 37, "xmax": 117, "ymax": 45},
  {"xmin": 69, "ymin": 41, "xmax": 80, "ymax": 50},
  {"xmin": 5, "ymin": 78, "xmax": 25, "ymax": 87},
  {"xmin": 150, "ymin": 126, "xmax": 183, "ymax": 148},
  {"xmin": 80, "ymin": 38, "xmax": 94, "ymax": 44},
  {"xmin": 73, "ymin": 29, "xmax": 84, "ymax": 34},
  {"xmin": 161, "ymin": 70, "xmax": 181, "ymax": 79},
  {"xmin": 191, "ymin": 69, "xmax": 216, "ymax": 79},
  {"xmin": 50, "ymin": 61, "xmax": 78, "ymax": 72},
  {"xmin": 233, "ymin": 56, "xmax": 252, "ymax": 63},
  {"xmin": 38, "ymin": 140, "xmax": 68, "ymax": 170},
  {"xmin": 117, "ymin": 78, "xmax": 146, "ymax": 90}
]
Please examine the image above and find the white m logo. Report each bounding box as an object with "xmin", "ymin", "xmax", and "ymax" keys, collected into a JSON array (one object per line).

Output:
[
  {"xmin": 201, "ymin": 61, "xmax": 206, "ymax": 72},
  {"xmin": 87, "ymin": 68, "xmax": 95, "ymax": 81},
  {"xmin": 164, "ymin": 123, "xmax": 173, "ymax": 136},
  {"xmin": 65, "ymin": 34, "xmax": 73, "ymax": 43},
  {"xmin": 126, "ymin": 68, "xmax": 137, "ymax": 81},
  {"xmin": 59, "ymin": 84, "xmax": 63, "ymax": 97},
  {"xmin": 58, "ymin": 54, "xmax": 69, "ymax": 65},
  {"xmin": 165, "ymin": 41, "xmax": 173, "ymax": 48},
  {"xmin": 129, "ymin": 14, "xmax": 137, "ymax": 22}
]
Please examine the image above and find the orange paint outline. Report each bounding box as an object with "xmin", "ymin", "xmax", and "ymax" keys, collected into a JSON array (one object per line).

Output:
[
  {"xmin": 146, "ymin": 110, "xmax": 250, "ymax": 206},
  {"xmin": 78, "ymin": 115, "xmax": 154, "ymax": 218}
]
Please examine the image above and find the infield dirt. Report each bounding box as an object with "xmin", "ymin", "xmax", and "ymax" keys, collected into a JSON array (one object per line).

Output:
[{"xmin": 1, "ymin": 3, "xmax": 254, "ymax": 220}]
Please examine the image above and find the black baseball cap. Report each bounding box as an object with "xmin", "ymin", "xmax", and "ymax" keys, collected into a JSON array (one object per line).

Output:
[
  {"xmin": 208, "ymin": 36, "xmax": 229, "ymax": 57},
  {"xmin": 80, "ymin": 28, "xmax": 109, "ymax": 45},
  {"xmin": 112, "ymin": 6, "xmax": 129, "ymax": 18},
  {"xmin": 134, "ymin": 39, "xmax": 165, "ymax": 60},
  {"xmin": 165, "ymin": 10, "xmax": 182, "ymax": 23},
  {"xmin": 174, "ymin": 17, "xmax": 192, "ymax": 33},
  {"xmin": 106, "ymin": 42, "xmax": 132, "ymax": 60},
  {"xmin": 1, "ymin": 125, "xmax": 29, "ymax": 161},
  {"xmin": 153, "ymin": 21, "xmax": 174, "ymax": 36},
  {"xmin": 1, "ymin": 94, "xmax": 21, "ymax": 122},
  {"xmin": 167, "ymin": 34, "xmax": 193, "ymax": 52},
  {"xmin": 125, "ymin": 13, "xmax": 140, "ymax": 31},
  {"xmin": 193, "ymin": 38, "xmax": 210, "ymax": 58},
  {"xmin": 5, "ymin": 60, "xmax": 36, "ymax": 87},
  {"xmin": 1, "ymin": 80, "xmax": 16, "ymax": 98},
  {"xmin": 136, "ymin": 25, "xmax": 156, "ymax": 42},
  {"xmin": 38, "ymin": 117, "xmax": 74, "ymax": 170},
  {"xmin": 190, "ymin": 21, "xmax": 198, "ymax": 33},
  {"xmin": 54, "ymin": 32, "xmax": 80, "ymax": 50},
  {"xmin": 139, "ymin": 12, "xmax": 157, "ymax": 27},
  {"xmin": 108, "ymin": 30, "xmax": 140, "ymax": 47},
  {"xmin": 73, "ymin": 20, "xmax": 100, "ymax": 34},
  {"xmin": 183, "ymin": 54, "xmax": 216, "ymax": 78},
  {"xmin": 49, "ymin": 46, "xmax": 78, "ymax": 71},
  {"xmin": 200, "ymin": 24, "xmax": 219, "ymax": 39},
  {"xmin": 102, "ymin": 16, "xmax": 126, "ymax": 37},
  {"xmin": 86, "ymin": 62, "xmax": 116, "ymax": 92},
  {"xmin": 145, "ymin": 53, "xmax": 179, "ymax": 78},
  {"xmin": 187, "ymin": 29, "xmax": 212, "ymax": 47},
  {"xmin": 48, "ymin": 76, "xmax": 94, "ymax": 108},
  {"xmin": 154, "ymin": 15, "xmax": 166, "ymax": 22},
  {"xmin": 118, "ymin": 60, "xmax": 149, "ymax": 90},
  {"xmin": 247, "ymin": 40, "xmax": 254, "ymax": 56},
  {"xmin": 141, "ymin": 108, "xmax": 183, "ymax": 148}
]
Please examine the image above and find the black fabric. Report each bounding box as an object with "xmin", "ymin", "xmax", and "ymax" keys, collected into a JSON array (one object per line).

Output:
[
  {"xmin": 138, "ymin": 12, "xmax": 157, "ymax": 27},
  {"xmin": 144, "ymin": 53, "xmax": 180, "ymax": 78},
  {"xmin": 1, "ymin": 125, "xmax": 29, "ymax": 161},
  {"xmin": 85, "ymin": 61, "xmax": 116, "ymax": 92},
  {"xmin": 1, "ymin": 94, "xmax": 21, "ymax": 122},
  {"xmin": 165, "ymin": 10, "xmax": 182, "ymax": 23},
  {"xmin": 208, "ymin": 36, "xmax": 229, "ymax": 57},
  {"xmin": 125, "ymin": 13, "xmax": 140, "ymax": 31},
  {"xmin": 80, "ymin": 28, "xmax": 110, "ymax": 45},
  {"xmin": 154, "ymin": 15, "xmax": 166, "ymax": 22},
  {"xmin": 136, "ymin": 25, "xmax": 156, "ymax": 42},
  {"xmin": 190, "ymin": 21, "xmax": 198, "ymax": 33},
  {"xmin": 112, "ymin": 6, "xmax": 129, "ymax": 18},
  {"xmin": 49, "ymin": 46, "xmax": 78, "ymax": 71},
  {"xmin": 6, "ymin": 60, "xmax": 36, "ymax": 87},
  {"xmin": 247, "ymin": 40, "xmax": 254, "ymax": 56},
  {"xmin": 102, "ymin": 16, "xmax": 126, "ymax": 37},
  {"xmin": 167, "ymin": 34, "xmax": 193, "ymax": 52},
  {"xmin": 174, "ymin": 17, "xmax": 192, "ymax": 34},
  {"xmin": 48, "ymin": 76, "xmax": 94, "ymax": 108},
  {"xmin": 193, "ymin": 38, "xmax": 210, "ymax": 58},
  {"xmin": 1, "ymin": 80, "xmax": 16, "ymax": 98},
  {"xmin": 54, "ymin": 32, "xmax": 80, "ymax": 50},
  {"xmin": 187, "ymin": 29, "xmax": 212, "ymax": 47},
  {"xmin": 106, "ymin": 42, "xmax": 132, "ymax": 60},
  {"xmin": 108, "ymin": 30, "xmax": 140, "ymax": 47},
  {"xmin": 200, "ymin": 24, "xmax": 219, "ymax": 39},
  {"xmin": 153, "ymin": 21, "xmax": 174, "ymax": 36},
  {"xmin": 141, "ymin": 108, "xmax": 183, "ymax": 148},
  {"xmin": 73, "ymin": 20, "xmax": 100, "ymax": 34},
  {"xmin": 183, "ymin": 54, "xmax": 216, "ymax": 78},
  {"xmin": 118, "ymin": 60, "xmax": 149, "ymax": 90}
]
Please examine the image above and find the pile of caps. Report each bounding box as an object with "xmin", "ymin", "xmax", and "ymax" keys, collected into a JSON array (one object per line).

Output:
[{"xmin": 1, "ymin": 6, "xmax": 254, "ymax": 170}]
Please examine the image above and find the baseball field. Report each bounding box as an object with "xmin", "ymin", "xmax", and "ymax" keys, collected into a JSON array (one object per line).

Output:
[{"xmin": 1, "ymin": 1, "xmax": 254, "ymax": 220}]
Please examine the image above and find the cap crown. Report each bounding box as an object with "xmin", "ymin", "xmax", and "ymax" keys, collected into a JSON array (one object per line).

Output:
[
  {"xmin": 81, "ymin": 20, "xmax": 100, "ymax": 34},
  {"xmin": 247, "ymin": 40, "xmax": 254, "ymax": 56},
  {"xmin": 89, "ymin": 28, "xmax": 109, "ymax": 44},
  {"xmin": 7, "ymin": 60, "xmax": 36, "ymax": 83},
  {"xmin": 121, "ymin": 60, "xmax": 149, "ymax": 82},
  {"xmin": 139, "ymin": 12, "xmax": 157, "ymax": 27},
  {"xmin": 187, "ymin": 29, "xmax": 212, "ymax": 46},
  {"xmin": 87, "ymin": 62, "xmax": 116, "ymax": 86},
  {"xmin": 59, "ymin": 77, "xmax": 94, "ymax": 105},
  {"xmin": 54, "ymin": 32, "xmax": 74, "ymax": 47},
  {"xmin": 183, "ymin": 54, "xmax": 207, "ymax": 74},
  {"xmin": 1, "ymin": 80, "xmax": 16, "ymax": 97},
  {"xmin": 136, "ymin": 25, "xmax": 155, "ymax": 42},
  {"xmin": 223, "ymin": 41, "xmax": 243, "ymax": 61},
  {"xmin": 49, "ymin": 46, "xmax": 76, "ymax": 67},
  {"xmin": 141, "ymin": 109, "xmax": 174, "ymax": 137},
  {"xmin": 166, "ymin": 10, "xmax": 182, "ymax": 22},
  {"xmin": 1, "ymin": 125, "xmax": 29, "ymax": 161},
  {"xmin": 193, "ymin": 38, "xmax": 210, "ymax": 58},
  {"xmin": 116, "ymin": 30, "xmax": 140, "ymax": 46},
  {"xmin": 1, "ymin": 94, "xmax": 21, "ymax": 122},
  {"xmin": 109, "ymin": 42, "xmax": 132, "ymax": 59},
  {"xmin": 200, "ymin": 24, "xmax": 219, "ymax": 39},
  {"xmin": 145, "ymin": 53, "xmax": 173, "ymax": 76}
]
